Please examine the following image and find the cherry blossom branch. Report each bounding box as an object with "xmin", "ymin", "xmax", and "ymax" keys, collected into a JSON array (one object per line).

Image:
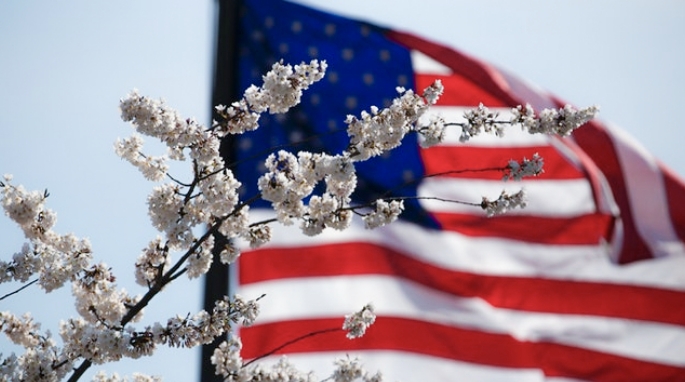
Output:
[{"xmin": 1, "ymin": 57, "xmax": 598, "ymax": 381}]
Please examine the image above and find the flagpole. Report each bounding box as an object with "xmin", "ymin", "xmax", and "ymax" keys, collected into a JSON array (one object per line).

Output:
[{"xmin": 202, "ymin": 0, "xmax": 241, "ymax": 380}]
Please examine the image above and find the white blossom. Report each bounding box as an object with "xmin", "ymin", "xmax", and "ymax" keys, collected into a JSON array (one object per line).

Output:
[
  {"xmin": 422, "ymin": 79, "xmax": 444, "ymax": 105},
  {"xmin": 503, "ymin": 153, "xmax": 544, "ymax": 181},
  {"xmin": 1, "ymin": 178, "xmax": 93, "ymax": 292},
  {"xmin": 231, "ymin": 294, "xmax": 260, "ymax": 327},
  {"xmin": 0, "ymin": 325, "xmax": 71, "ymax": 382},
  {"xmin": 218, "ymin": 241, "xmax": 241, "ymax": 265},
  {"xmin": 258, "ymin": 150, "xmax": 312, "ymax": 205},
  {"xmin": 0, "ymin": 312, "xmax": 41, "ymax": 348},
  {"xmin": 246, "ymin": 60, "xmax": 327, "ymax": 114},
  {"xmin": 210, "ymin": 335, "xmax": 243, "ymax": 380},
  {"xmin": 134, "ymin": 237, "xmax": 169, "ymax": 287},
  {"xmin": 307, "ymin": 194, "xmax": 339, "ymax": 226},
  {"xmin": 332, "ymin": 357, "xmax": 365, "ymax": 382},
  {"xmin": 1, "ymin": 176, "xmax": 54, "ymax": 239},
  {"xmin": 218, "ymin": 207, "xmax": 251, "ymax": 239},
  {"xmin": 195, "ymin": 166, "xmax": 241, "ymax": 218},
  {"xmin": 73, "ymin": 263, "xmax": 141, "ymax": 326},
  {"xmin": 511, "ymin": 103, "xmax": 599, "ymax": 136},
  {"xmin": 461, "ymin": 103, "xmax": 502, "ymax": 142},
  {"xmin": 510, "ymin": 103, "xmax": 537, "ymax": 131},
  {"xmin": 362, "ymin": 200, "xmax": 404, "ymax": 229},
  {"xmin": 345, "ymin": 81, "xmax": 444, "ymax": 161},
  {"xmin": 212, "ymin": 340, "xmax": 317, "ymax": 382},
  {"xmin": 331, "ymin": 356, "xmax": 382, "ymax": 382},
  {"xmin": 481, "ymin": 189, "xmax": 527, "ymax": 216},
  {"xmin": 243, "ymin": 224, "xmax": 272, "ymax": 249},
  {"xmin": 418, "ymin": 113, "xmax": 446, "ymax": 148},
  {"xmin": 119, "ymin": 90, "xmax": 206, "ymax": 151},
  {"xmin": 214, "ymin": 60, "xmax": 327, "ymax": 136},
  {"xmin": 185, "ymin": 235, "xmax": 214, "ymax": 279},
  {"xmin": 342, "ymin": 304, "xmax": 376, "ymax": 339},
  {"xmin": 146, "ymin": 183, "xmax": 183, "ymax": 234}
]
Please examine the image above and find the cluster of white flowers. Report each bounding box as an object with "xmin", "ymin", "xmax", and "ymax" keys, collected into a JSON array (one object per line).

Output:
[
  {"xmin": 417, "ymin": 113, "xmax": 447, "ymax": 148},
  {"xmin": 0, "ymin": 311, "xmax": 71, "ymax": 382},
  {"xmin": 345, "ymin": 80, "xmax": 444, "ymax": 161},
  {"xmin": 114, "ymin": 136, "xmax": 169, "ymax": 182},
  {"xmin": 342, "ymin": 304, "xmax": 376, "ymax": 339},
  {"xmin": 210, "ymin": 334, "xmax": 318, "ymax": 382},
  {"xmin": 116, "ymin": 61, "xmax": 331, "ymax": 275},
  {"xmin": 215, "ymin": 60, "xmax": 327, "ymax": 135},
  {"xmin": 210, "ymin": 305, "xmax": 378, "ymax": 382},
  {"xmin": 511, "ymin": 103, "xmax": 599, "ymax": 136},
  {"xmin": 185, "ymin": 235, "xmax": 215, "ymax": 279},
  {"xmin": 0, "ymin": 312, "xmax": 42, "ymax": 350},
  {"xmin": 459, "ymin": 103, "xmax": 598, "ymax": 142},
  {"xmin": 211, "ymin": 336, "xmax": 317, "ymax": 382},
  {"xmin": 460, "ymin": 103, "xmax": 503, "ymax": 142},
  {"xmin": 210, "ymin": 334, "xmax": 245, "ymax": 380},
  {"xmin": 257, "ymin": 150, "xmax": 357, "ymax": 236},
  {"xmin": 73, "ymin": 263, "xmax": 141, "ymax": 326},
  {"xmin": 134, "ymin": 237, "xmax": 169, "ymax": 288},
  {"xmin": 246, "ymin": 60, "xmax": 327, "ymax": 114},
  {"xmin": 362, "ymin": 199, "xmax": 404, "ymax": 229},
  {"xmin": 503, "ymin": 153, "xmax": 544, "ymax": 181},
  {"xmin": 332, "ymin": 356, "xmax": 383, "ymax": 382},
  {"xmin": 1, "ymin": 175, "xmax": 93, "ymax": 293},
  {"xmin": 54, "ymin": 293, "xmax": 260, "ymax": 372},
  {"xmin": 211, "ymin": 353, "xmax": 381, "ymax": 382},
  {"xmin": 481, "ymin": 190, "xmax": 527, "ymax": 217}
]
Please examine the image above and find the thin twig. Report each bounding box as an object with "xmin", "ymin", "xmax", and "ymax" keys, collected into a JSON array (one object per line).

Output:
[
  {"xmin": 0, "ymin": 279, "xmax": 38, "ymax": 301},
  {"xmin": 242, "ymin": 327, "xmax": 341, "ymax": 368},
  {"xmin": 377, "ymin": 167, "xmax": 505, "ymax": 201}
]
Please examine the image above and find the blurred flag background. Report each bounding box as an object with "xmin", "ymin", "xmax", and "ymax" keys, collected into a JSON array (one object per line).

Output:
[{"xmin": 230, "ymin": 0, "xmax": 685, "ymax": 380}]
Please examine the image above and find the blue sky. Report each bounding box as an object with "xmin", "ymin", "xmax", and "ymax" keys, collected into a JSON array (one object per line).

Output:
[{"xmin": 0, "ymin": 1, "xmax": 683, "ymax": 380}]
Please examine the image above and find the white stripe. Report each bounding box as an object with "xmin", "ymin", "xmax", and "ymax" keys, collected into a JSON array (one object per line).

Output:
[
  {"xmin": 418, "ymin": 177, "xmax": 596, "ymax": 216},
  {"xmin": 259, "ymin": 351, "xmax": 575, "ymax": 382},
  {"xmin": 426, "ymin": 106, "xmax": 551, "ymax": 146},
  {"xmin": 555, "ymin": 135, "xmax": 621, "ymax": 216},
  {"xmin": 245, "ymin": 210, "xmax": 685, "ymax": 291},
  {"xmin": 411, "ymin": 50, "xmax": 452, "ymax": 75},
  {"xmin": 240, "ymin": 275, "xmax": 685, "ymax": 366},
  {"xmin": 497, "ymin": 66, "xmax": 558, "ymax": 110},
  {"xmin": 606, "ymin": 122, "xmax": 685, "ymax": 258}
]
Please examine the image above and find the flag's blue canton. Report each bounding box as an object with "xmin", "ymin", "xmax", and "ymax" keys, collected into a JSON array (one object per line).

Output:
[{"xmin": 235, "ymin": 0, "xmax": 439, "ymax": 228}]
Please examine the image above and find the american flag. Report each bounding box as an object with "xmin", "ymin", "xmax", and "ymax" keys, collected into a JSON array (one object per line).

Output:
[{"xmin": 231, "ymin": 0, "xmax": 685, "ymax": 380}]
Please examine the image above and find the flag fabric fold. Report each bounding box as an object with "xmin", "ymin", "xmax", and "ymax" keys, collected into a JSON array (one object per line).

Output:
[{"xmin": 231, "ymin": 0, "xmax": 685, "ymax": 380}]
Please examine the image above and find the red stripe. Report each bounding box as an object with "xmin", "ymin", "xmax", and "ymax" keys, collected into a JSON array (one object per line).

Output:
[
  {"xmin": 239, "ymin": 243, "xmax": 685, "ymax": 326},
  {"xmin": 421, "ymin": 145, "xmax": 586, "ymax": 180},
  {"xmin": 415, "ymin": 73, "xmax": 507, "ymax": 107},
  {"xmin": 662, "ymin": 165, "xmax": 685, "ymax": 245},
  {"xmin": 240, "ymin": 318, "xmax": 685, "ymax": 382},
  {"xmin": 572, "ymin": 121, "xmax": 653, "ymax": 264},
  {"xmin": 433, "ymin": 212, "xmax": 613, "ymax": 245},
  {"xmin": 388, "ymin": 30, "xmax": 520, "ymax": 108}
]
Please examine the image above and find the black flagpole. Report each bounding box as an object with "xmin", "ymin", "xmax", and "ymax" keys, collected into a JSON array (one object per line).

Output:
[{"xmin": 201, "ymin": 0, "xmax": 241, "ymax": 380}]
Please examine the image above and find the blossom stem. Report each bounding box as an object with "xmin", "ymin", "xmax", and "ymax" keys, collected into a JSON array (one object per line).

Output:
[
  {"xmin": 67, "ymin": 360, "xmax": 92, "ymax": 382},
  {"xmin": 442, "ymin": 120, "xmax": 515, "ymax": 127},
  {"xmin": 375, "ymin": 167, "xmax": 506, "ymax": 200},
  {"xmin": 0, "ymin": 278, "xmax": 38, "ymax": 301},
  {"xmin": 242, "ymin": 327, "xmax": 340, "ymax": 368}
]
